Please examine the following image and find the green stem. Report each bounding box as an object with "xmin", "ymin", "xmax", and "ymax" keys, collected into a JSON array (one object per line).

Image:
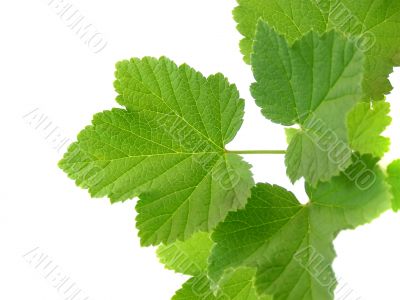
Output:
[{"xmin": 226, "ymin": 150, "xmax": 286, "ymax": 155}]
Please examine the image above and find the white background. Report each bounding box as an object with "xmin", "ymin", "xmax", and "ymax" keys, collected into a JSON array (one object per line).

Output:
[{"xmin": 1, "ymin": 0, "xmax": 400, "ymax": 299}]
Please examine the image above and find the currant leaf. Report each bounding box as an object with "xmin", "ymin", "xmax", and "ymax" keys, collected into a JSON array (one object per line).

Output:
[
  {"xmin": 209, "ymin": 157, "xmax": 391, "ymax": 299},
  {"xmin": 234, "ymin": 0, "xmax": 400, "ymax": 100},
  {"xmin": 284, "ymin": 128, "xmax": 299, "ymax": 145},
  {"xmin": 251, "ymin": 21, "xmax": 364, "ymax": 185},
  {"xmin": 157, "ymin": 233, "xmax": 270, "ymax": 299},
  {"xmin": 348, "ymin": 101, "xmax": 391, "ymax": 157},
  {"xmin": 157, "ymin": 232, "xmax": 213, "ymax": 276},
  {"xmin": 387, "ymin": 160, "xmax": 400, "ymax": 212},
  {"xmin": 59, "ymin": 57, "xmax": 254, "ymax": 246},
  {"xmin": 173, "ymin": 269, "xmax": 272, "ymax": 300}
]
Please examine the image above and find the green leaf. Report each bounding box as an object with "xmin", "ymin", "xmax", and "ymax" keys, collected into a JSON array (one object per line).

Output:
[
  {"xmin": 157, "ymin": 232, "xmax": 213, "ymax": 276},
  {"xmin": 251, "ymin": 21, "xmax": 364, "ymax": 185},
  {"xmin": 284, "ymin": 128, "xmax": 299, "ymax": 145},
  {"xmin": 387, "ymin": 160, "xmax": 400, "ymax": 212},
  {"xmin": 348, "ymin": 101, "xmax": 391, "ymax": 157},
  {"xmin": 157, "ymin": 233, "xmax": 270, "ymax": 300},
  {"xmin": 59, "ymin": 57, "xmax": 254, "ymax": 246},
  {"xmin": 234, "ymin": 0, "xmax": 400, "ymax": 100},
  {"xmin": 285, "ymin": 131, "xmax": 348, "ymax": 185},
  {"xmin": 209, "ymin": 157, "xmax": 391, "ymax": 299},
  {"xmin": 173, "ymin": 275, "xmax": 214, "ymax": 300},
  {"xmin": 173, "ymin": 268, "xmax": 272, "ymax": 300}
]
